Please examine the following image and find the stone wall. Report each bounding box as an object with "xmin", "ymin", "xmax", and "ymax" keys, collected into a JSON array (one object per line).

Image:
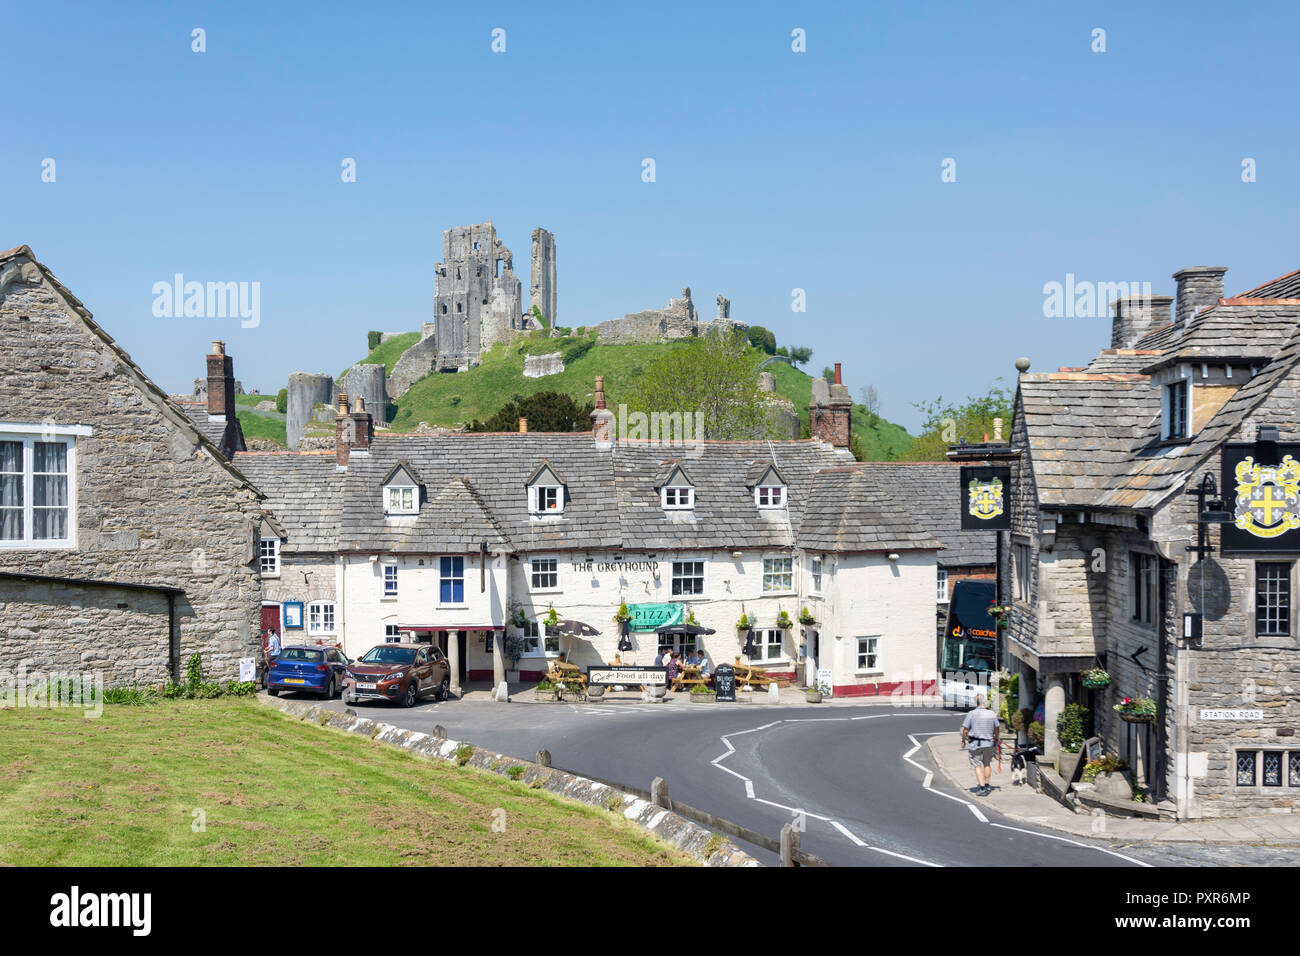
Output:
[
  {"xmin": 595, "ymin": 288, "xmax": 749, "ymax": 345},
  {"xmin": 340, "ymin": 364, "xmax": 388, "ymax": 425},
  {"xmin": 286, "ymin": 372, "xmax": 335, "ymax": 450},
  {"xmin": 0, "ymin": 249, "xmax": 264, "ymax": 685},
  {"xmin": 523, "ymin": 352, "xmax": 564, "ymax": 379}
]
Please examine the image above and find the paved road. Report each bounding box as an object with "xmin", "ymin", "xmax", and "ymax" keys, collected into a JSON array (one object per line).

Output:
[{"xmin": 299, "ymin": 693, "xmax": 1155, "ymax": 867}]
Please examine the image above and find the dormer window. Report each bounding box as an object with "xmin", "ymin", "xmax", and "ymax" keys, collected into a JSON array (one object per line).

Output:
[
  {"xmin": 756, "ymin": 485, "xmax": 786, "ymax": 508},
  {"xmin": 381, "ymin": 461, "xmax": 423, "ymax": 516},
  {"xmin": 663, "ymin": 486, "xmax": 694, "ymax": 509},
  {"xmin": 526, "ymin": 462, "xmax": 567, "ymax": 515},
  {"xmin": 747, "ymin": 461, "xmax": 788, "ymax": 510},
  {"xmin": 1163, "ymin": 379, "xmax": 1189, "ymax": 440}
]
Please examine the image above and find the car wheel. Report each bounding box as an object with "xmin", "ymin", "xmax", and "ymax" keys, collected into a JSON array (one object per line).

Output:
[
  {"xmin": 321, "ymin": 676, "xmax": 335, "ymax": 700},
  {"xmin": 436, "ymin": 676, "xmax": 450, "ymax": 702},
  {"xmin": 403, "ymin": 680, "xmax": 419, "ymax": 708}
]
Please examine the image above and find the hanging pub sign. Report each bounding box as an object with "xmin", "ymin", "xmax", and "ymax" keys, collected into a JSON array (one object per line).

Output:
[
  {"xmin": 960, "ymin": 466, "xmax": 1012, "ymax": 531},
  {"xmin": 1221, "ymin": 443, "xmax": 1300, "ymax": 553}
]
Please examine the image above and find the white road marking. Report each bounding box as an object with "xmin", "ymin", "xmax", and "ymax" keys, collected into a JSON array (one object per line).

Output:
[
  {"xmin": 989, "ymin": 823, "xmax": 1153, "ymax": 867},
  {"xmin": 712, "ymin": 711, "xmax": 950, "ymax": 867}
]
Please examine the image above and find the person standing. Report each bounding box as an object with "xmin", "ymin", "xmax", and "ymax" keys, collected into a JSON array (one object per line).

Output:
[
  {"xmin": 960, "ymin": 694, "xmax": 1000, "ymax": 796},
  {"xmin": 266, "ymin": 627, "xmax": 281, "ymax": 664},
  {"xmin": 666, "ymin": 651, "xmax": 681, "ymax": 690}
]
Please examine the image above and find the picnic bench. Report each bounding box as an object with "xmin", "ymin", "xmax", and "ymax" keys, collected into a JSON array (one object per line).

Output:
[
  {"xmin": 670, "ymin": 665, "xmax": 711, "ymax": 693},
  {"xmin": 732, "ymin": 662, "xmax": 773, "ymax": 689},
  {"xmin": 544, "ymin": 659, "xmax": 588, "ymax": 692}
]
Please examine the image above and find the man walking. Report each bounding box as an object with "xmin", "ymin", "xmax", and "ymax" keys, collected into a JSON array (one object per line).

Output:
[{"xmin": 960, "ymin": 694, "xmax": 1000, "ymax": 796}]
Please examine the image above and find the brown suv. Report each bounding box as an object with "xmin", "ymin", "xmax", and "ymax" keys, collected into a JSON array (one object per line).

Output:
[{"xmin": 343, "ymin": 643, "xmax": 451, "ymax": 707}]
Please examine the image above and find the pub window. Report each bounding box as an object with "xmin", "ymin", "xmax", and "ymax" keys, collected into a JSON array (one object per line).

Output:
[
  {"xmin": 384, "ymin": 624, "xmax": 402, "ymax": 644},
  {"xmin": 439, "ymin": 556, "xmax": 465, "ymax": 604},
  {"xmin": 658, "ymin": 634, "xmax": 698, "ymax": 658},
  {"xmin": 530, "ymin": 557, "xmax": 558, "ymax": 590},
  {"xmin": 762, "ymin": 557, "xmax": 793, "ymax": 592},
  {"xmin": 857, "ymin": 636, "xmax": 880, "ymax": 671},
  {"xmin": 809, "ymin": 555, "xmax": 823, "ymax": 594},
  {"xmin": 1129, "ymin": 553, "xmax": 1156, "ymax": 627},
  {"xmin": 662, "ymin": 486, "xmax": 694, "ymax": 509},
  {"xmin": 748, "ymin": 628, "xmax": 783, "ymax": 662},
  {"xmin": 1256, "ymin": 562, "xmax": 1291, "ymax": 637},
  {"xmin": 383, "ymin": 564, "xmax": 398, "ymax": 596},
  {"xmin": 520, "ymin": 619, "xmax": 559, "ymax": 657},
  {"xmin": 671, "ymin": 560, "xmax": 705, "ymax": 597}
]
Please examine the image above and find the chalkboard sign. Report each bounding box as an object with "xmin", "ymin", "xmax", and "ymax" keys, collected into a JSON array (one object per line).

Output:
[
  {"xmin": 1083, "ymin": 737, "xmax": 1102, "ymax": 764},
  {"xmin": 713, "ymin": 664, "xmax": 736, "ymax": 702}
]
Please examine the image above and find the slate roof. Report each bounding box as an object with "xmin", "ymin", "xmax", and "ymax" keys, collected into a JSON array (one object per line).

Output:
[
  {"xmin": 232, "ymin": 452, "xmax": 346, "ymax": 552},
  {"xmin": 177, "ymin": 402, "xmax": 245, "ymax": 459},
  {"xmin": 798, "ymin": 467, "xmax": 946, "ymax": 554},
  {"xmin": 1019, "ymin": 267, "xmax": 1300, "ymax": 513}
]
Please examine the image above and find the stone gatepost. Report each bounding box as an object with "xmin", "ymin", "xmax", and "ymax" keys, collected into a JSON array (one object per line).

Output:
[{"xmin": 492, "ymin": 628, "xmax": 506, "ymax": 694}]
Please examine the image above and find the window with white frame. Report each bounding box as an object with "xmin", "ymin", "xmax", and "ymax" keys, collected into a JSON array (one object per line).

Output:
[
  {"xmin": 308, "ymin": 601, "xmax": 336, "ymax": 634},
  {"xmin": 1013, "ymin": 542, "xmax": 1031, "ymax": 603},
  {"xmin": 763, "ymin": 556, "xmax": 794, "ymax": 592},
  {"xmin": 662, "ymin": 486, "xmax": 694, "ymax": 509},
  {"xmin": 857, "ymin": 637, "xmax": 880, "ymax": 671},
  {"xmin": 259, "ymin": 537, "xmax": 281, "ymax": 576},
  {"xmin": 809, "ymin": 555, "xmax": 823, "ymax": 594},
  {"xmin": 385, "ymin": 485, "xmax": 418, "ymax": 515},
  {"xmin": 520, "ymin": 619, "xmax": 560, "ymax": 656},
  {"xmin": 748, "ymin": 628, "xmax": 784, "ymax": 661},
  {"xmin": 532, "ymin": 485, "xmax": 563, "ymax": 514},
  {"xmin": 383, "ymin": 564, "xmax": 398, "ymax": 596},
  {"xmin": 0, "ymin": 432, "xmax": 79, "ymax": 548},
  {"xmin": 1256, "ymin": 562, "xmax": 1291, "ymax": 637},
  {"xmin": 936, "ymin": 569, "xmax": 949, "ymax": 603},
  {"xmin": 755, "ymin": 485, "xmax": 786, "ymax": 508},
  {"xmin": 530, "ymin": 557, "xmax": 558, "ymax": 590},
  {"xmin": 384, "ymin": 624, "xmax": 402, "ymax": 643},
  {"xmin": 671, "ymin": 560, "xmax": 705, "ymax": 597},
  {"xmin": 439, "ymin": 556, "xmax": 465, "ymax": 604}
]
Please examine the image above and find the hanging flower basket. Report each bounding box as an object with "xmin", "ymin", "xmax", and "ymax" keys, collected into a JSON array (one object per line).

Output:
[
  {"xmin": 798, "ymin": 606, "xmax": 818, "ymax": 627},
  {"xmin": 1114, "ymin": 696, "xmax": 1157, "ymax": 723},
  {"xmin": 735, "ymin": 613, "xmax": 751, "ymax": 631},
  {"xmin": 775, "ymin": 610, "xmax": 793, "ymax": 629},
  {"xmin": 1081, "ymin": 667, "xmax": 1111, "ymax": 689},
  {"xmin": 987, "ymin": 603, "xmax": 1011, "ymax": 622}
]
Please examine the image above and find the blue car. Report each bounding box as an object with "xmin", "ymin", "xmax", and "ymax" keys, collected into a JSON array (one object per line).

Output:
[{"xmin": 268, "ymin": 645, "xmax": 351, "ymax": 699}]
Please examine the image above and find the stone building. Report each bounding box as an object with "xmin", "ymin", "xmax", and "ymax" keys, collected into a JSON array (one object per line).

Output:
[
  {"xmin": 1005, "ymin": 263, "xmax": 1300, "ymax": 819},
  {"xmin": 0, "ymin": 246, "xmax": 265, "ymax": 686},
  {"xmin": 595, "ymin": 288, "xmax": 749, "ymax": 345},
  {"xmin": 530, "ymin": 227, "xmax": 557, "ymax": 328}
]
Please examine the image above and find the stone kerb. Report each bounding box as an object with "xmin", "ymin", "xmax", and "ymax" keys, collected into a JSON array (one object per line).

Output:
[{"xmin": 256, "ymin": 694, "xmax": 760, "ymax": 867}]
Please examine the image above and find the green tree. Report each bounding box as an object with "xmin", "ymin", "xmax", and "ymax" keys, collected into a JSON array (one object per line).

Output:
[
  {"xmin": 788, "ymin": 346, "xmax": 813, "ymax": 368},
  {"xmin": 747, "ymin": 325, "xmax": 777, "ymax": 355},
  {"xmin": 367, "ymin": 330, "xmax": 382, "ymax": 351},
  {"xmin": 622, "ymin": 329, "xmax": 776, "ymax": 440},
  {"xmin": 467, "ymin": 391, "xmax": 594, "ymax": 433},
  {"xmin": 901, "ymin": 379, "xmax": 1013, "ymax": 461},
  {"xmin": 275, "ymin": 387, "xmax": 288, "ymax": 414},
  {"xmin": 821, "ymin": 365, "xmax": 836, "ymax": 384},
  {"xmin": 529, "ymin": 305, "xmax": 549, "ymax": 330}
]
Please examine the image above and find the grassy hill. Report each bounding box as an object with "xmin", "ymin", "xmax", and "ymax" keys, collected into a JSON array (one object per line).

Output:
[{"xmin": 344, "ymin": 331, "xmax": 914, "ymax": 460}]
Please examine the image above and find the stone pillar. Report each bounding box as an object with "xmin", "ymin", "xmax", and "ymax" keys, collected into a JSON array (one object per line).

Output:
[
  {"xmin": 287, "ymin": 372, "xmax": 335, "ymax": 450},
  {"xmin": 492, "ymin": 629, "xmax": 506, "ymax": 691},
  {"xmin": 1043, "ymin": 673, "xmax": 1066, "ymax": 763},
  {"xmin": 447, "ymin": 629, "xmax": 461, "ymax": 698}
]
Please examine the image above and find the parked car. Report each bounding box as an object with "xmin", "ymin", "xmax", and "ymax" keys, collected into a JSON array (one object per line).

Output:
[
  {"xmin": 343, "ymin": 643, "xmax": 451, "ymax": 707},
  {"xmin": 268, "ymin": 645, "xmax": 351, "ymax": 699}
]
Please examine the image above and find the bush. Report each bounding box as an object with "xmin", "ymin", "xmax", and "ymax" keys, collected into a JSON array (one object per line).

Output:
[
  {"xmin": 690, "ymin": 683, "xmax": 716, "ymax": 695},
  {"xmin": 102, "ymin": 686, "xmax": 161, "ymax": 705},
  {"xmin": 561, "ymin": 338, "xmax": 594, "ymax": 364},
  {"xmin": 276, "ymin": 388, "xmax": 287, "ymax": 414},
  {"xmin": 747, "ymin": 325, "xmax": 776, "ymax": 355},
  {"xmin": 1056, "ymin": 703, "xmax": 1089, "ymax": 753},
  {"xmin": 1028, "ymin": 721, "xmax": 1045, "ymax": 748},
  {"xmin": 1081, "ymin": 755, "xmax": 1127, "ymax": 784},
  {"xmin": 367, "ymin": 330, "xmax": 382, "ymax": 351},
  {"xmin": 225, "ymin": 681, "xmax": 258, "ymax": 697}
]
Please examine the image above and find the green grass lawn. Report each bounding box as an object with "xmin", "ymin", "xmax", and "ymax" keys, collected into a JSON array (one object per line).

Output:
[
  {"xmin": 236, "ymin": 409, "xmax": 287, "ymax": 446},
  {"xmin": 340, "ymin": 332, "xmax": 421, "ymax": 380},
  {"xmin": 0, "ymin": 700, "xmax": 687, "ymax": 866}
]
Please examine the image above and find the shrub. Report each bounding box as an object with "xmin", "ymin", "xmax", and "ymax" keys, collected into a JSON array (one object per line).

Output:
[
  {"xmin": 455, "ymin": 744, "xmax": 475, "ymax": 766},
  {"xmin": 1028, "ymin": 721, "xmax": 1045, "ymax": 748},
  {"xmin": 224, "ymin": 681, "xmax": 258, "ymax": 697},
  {"xmin": 1081, "ymin": 755, "xmax": 1127, "ymax": 784},
  {"xmin": 1056, "ymin": 703, "xmax": 1089, "ymax": 753},
  {"xmin": 276, "ymin": 387, "xmax": 288, "ymax": 414},
  {"xmin": 506, "ymin": 765, "xmax": 525, "ymax": 780},
  {"xmin": 690, "ymin": 683, "xmax": 716, "ymax": 695},
  {"xmin": 367, "ymin": 330, "xmax": 382, "ymax": 351},
  {"xmin": 102, "ymin": 686, "xmax": 161, "ymax": 705}
]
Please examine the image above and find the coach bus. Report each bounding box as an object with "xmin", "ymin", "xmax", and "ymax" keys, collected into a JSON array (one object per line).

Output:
[{"xmin": 940, "ymin": 580, "xmax": 999, "ymax": 707}]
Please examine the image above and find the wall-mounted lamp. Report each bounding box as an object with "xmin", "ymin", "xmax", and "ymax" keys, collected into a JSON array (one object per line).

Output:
[
  {"xmin": 1258, "ymin": 424, "xmax": 1280, "ymax": 443},
  {"xmin": 732, "ymin": 551, "xmax": 743, "ymax": 558},
  {"xmin": 886, "ymin": 553, "xmax": 900, "ymax": 562}
]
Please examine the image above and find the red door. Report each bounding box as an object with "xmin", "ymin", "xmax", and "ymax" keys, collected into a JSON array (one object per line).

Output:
[{"xmin": 261, "ymin": 605, "xmax": 281, "ymax": 657}]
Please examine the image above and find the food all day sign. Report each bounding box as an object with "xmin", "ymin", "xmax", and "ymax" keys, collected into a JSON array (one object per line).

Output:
[{"xmin": 960, "ymin": 466, "xmax": 1012, "ymax": 531}]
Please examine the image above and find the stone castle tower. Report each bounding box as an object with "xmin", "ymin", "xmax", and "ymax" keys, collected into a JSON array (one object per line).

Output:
[{"xmin": 433, "ymin": 221, "xmax": 525, "ymax": 371}]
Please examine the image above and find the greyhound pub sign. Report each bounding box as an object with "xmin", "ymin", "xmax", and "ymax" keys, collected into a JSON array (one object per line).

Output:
[
  {"xmin": 960, "ymin": 466, "xmax": 1011, "ymax": 531},
  {"xmin": 1222, "ymin": 443, "xmax": 1300, "ymax": 553}
]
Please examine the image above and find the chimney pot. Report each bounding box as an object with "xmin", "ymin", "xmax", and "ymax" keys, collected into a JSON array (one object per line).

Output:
[
  {"xmin": 337, "ymin": 392, "xmax": 349, "ymax": 417},
  {"xmin": 353, "ymin": 395, "xmax": 365, "ymax": 414},
  {"xmin": 212, "ymin": 340, "xmax": 225, "ymax": 356},
  {"xmin": 833, "ymin": 362, "xmax": 842, "ymax": 385},
  {"xmin": 519, "ymin": 417, "xmax": 528, "ymax": 434},
  {"xmin": 206, "ymin": 345, "xmax": 236, "ymax": 420},
  {"xmin": 594, "ymin": 376, "xmax": 606, "ymax": 411},
  {"xmin": 993, "ymin": 417, "xmax": 1004, "ymax": 442}
]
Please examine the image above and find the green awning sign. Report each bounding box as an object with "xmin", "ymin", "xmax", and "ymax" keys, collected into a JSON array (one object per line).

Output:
[{"xmin": 627, "ymin": 602, "xmax": 682, "ymax": 632}]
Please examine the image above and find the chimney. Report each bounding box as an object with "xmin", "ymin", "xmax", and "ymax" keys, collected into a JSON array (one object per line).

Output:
[
  {"xmin": 810, "ymin": 364, "xmax": 852, "ymax": 449},
  {"xmin": 335, "ymin": 391, "xmax": 352, "ymax": 466},
  {"xmin": 519, "ymin": 417, "xmax": 528, "ymax": 434},
  {"xmin": 1173, "ymin": 266, "xmax": 1228, "ymax": 325},
  {"xmin": 206, "ymin": 341, "xmax": 236, "ymax": 421},
  {"xmin": 591, "ymin": 375, "xmax": 613, "ymax": 449},
  {"xmin": 1111, "ymin": 294, "xmax": 1173, "ymax": 350}
]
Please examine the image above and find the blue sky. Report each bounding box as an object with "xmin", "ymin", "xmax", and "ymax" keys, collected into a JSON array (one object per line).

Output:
[{"xmin": 5, "ymin": 1, "xmax": 1298, "ymax": 431}]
